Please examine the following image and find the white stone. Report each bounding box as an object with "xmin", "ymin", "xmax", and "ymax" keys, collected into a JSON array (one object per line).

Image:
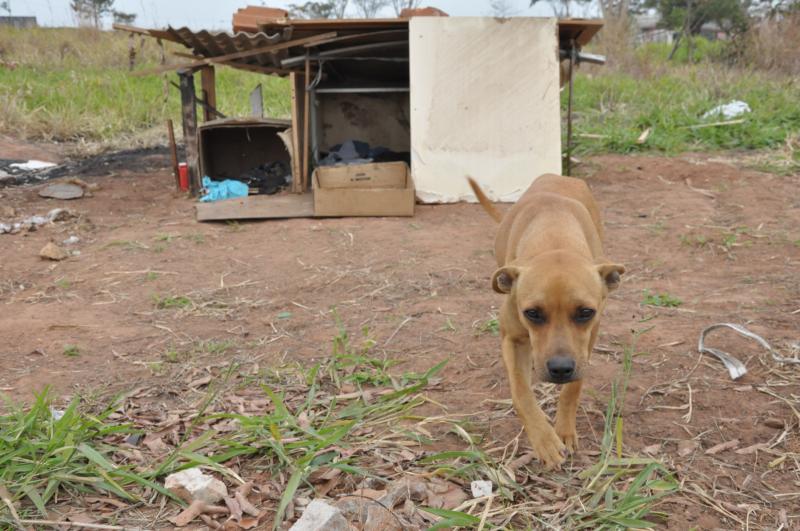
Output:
[
  {"xmin": 470, "ymin": 480, "xmax": 493, "ymax": 498},
  {"xmin": 164, "ymin": 468, "xmax": 228, "ymax": 504},
  {"xmin": 289, "ymin": 499, "xmax": 350, "ymax": 531}
]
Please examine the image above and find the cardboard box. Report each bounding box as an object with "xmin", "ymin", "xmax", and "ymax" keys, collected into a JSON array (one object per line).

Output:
[{"xmin": 313, "ymin": 162, "xmax": 415, "ymax": 217}]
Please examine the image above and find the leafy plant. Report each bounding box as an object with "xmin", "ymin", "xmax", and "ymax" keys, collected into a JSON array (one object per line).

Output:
[{"xmin": 642, "ymin": 290, "xmax": 682, "ymax": 307}]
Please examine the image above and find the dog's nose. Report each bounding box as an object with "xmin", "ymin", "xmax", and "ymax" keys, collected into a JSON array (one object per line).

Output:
[{"xmin": 546, "ymin": 356, "xmax": 576, "ymax": 382}]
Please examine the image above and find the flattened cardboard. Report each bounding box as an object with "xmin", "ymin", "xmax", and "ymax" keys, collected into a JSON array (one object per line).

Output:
[{"xmin": 313, "ymin": 162, "xmax": 414, "ymax": 217}]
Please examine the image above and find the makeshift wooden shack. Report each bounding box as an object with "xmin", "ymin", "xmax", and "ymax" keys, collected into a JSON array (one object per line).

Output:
[{"xmin": 115, "ymin": 7, "xmax": 603, "ymax": 220}]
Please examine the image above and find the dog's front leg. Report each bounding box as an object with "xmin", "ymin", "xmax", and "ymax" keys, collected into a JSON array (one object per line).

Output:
[
  {"xmin": 501, "ymin": 335, "xmax": 566, "ymax": 469},
  {"xmin": 554, "ymin": 380, "xmax": 582, "ymax": 452}
]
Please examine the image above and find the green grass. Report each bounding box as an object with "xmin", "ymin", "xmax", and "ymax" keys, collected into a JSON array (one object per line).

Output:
[
  {"xmin": 152, "ymin": 294, "xmax": 193, "ymax": 309},
  {"xmin": 563, "ymin": 64, "xmax": 800, "ymax": 156},
  {"xmin": 0, "ymin": 27, "xmax": 290, "ymax": 144},
  {"xmin": 642, "ymin": 290, "xmax": 683, "ymax": 308},
  {"xmin": 62, "ymin": 345, "xmax": 80, "ymax": 357},
  {"xmin": 569, "ymin": 329, "xmax": 678, "ymax": 529},
  {"xmin": 476, "ymin": 317, "xmax": 499, "ymax": 336}
]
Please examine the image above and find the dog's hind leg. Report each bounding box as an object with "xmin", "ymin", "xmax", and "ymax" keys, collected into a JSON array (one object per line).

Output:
[
  {"xmin": 501, "ymin": 335, "xmax": 567, "ymax": 469},
  {"xmin": 554, "ymin": 380, "xmax": 582, "ymax": 453}
]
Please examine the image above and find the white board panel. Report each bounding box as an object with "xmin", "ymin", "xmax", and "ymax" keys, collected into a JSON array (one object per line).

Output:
[{"xmin": 410, "ymin": 17, "xmax": 562, "ymax": 203}]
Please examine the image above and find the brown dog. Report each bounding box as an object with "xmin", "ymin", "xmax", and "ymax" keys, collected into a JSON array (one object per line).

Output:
[{"xmin": 468, "ymin": 175, "xmax": 624, "ymax": 469}]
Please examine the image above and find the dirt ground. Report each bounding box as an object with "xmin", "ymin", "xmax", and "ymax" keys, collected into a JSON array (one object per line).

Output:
[{"xmin": 1, "ymin": 142, "xmax": 799, "ymax": 529}]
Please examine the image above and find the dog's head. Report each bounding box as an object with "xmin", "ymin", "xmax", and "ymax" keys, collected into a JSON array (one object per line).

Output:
[{"xmin": 493, "ymin": 251, "xmax": 624, "ymax": 384}]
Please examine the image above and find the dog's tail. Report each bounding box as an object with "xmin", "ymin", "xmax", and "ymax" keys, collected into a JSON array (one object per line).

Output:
[{"xmin": 467, "ymin": 177, "xmax": 502, "ymax": 223}]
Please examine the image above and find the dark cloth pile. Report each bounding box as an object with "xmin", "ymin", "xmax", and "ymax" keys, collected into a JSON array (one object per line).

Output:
[
  {"xmin": 320, "ymin": 140, "xmax": 410, "ymax": 166},
  {"xmin": 238, "ymin": 161, "xmax": 291, "ymax": 195}
]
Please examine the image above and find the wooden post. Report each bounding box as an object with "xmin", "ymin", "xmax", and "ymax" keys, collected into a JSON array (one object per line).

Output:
[
  {"xmin": 166, "ymin": 119, "xmax": 180, "ymax": 190},
  {"xmin": 302, "ymin": 53, "xmax": 312, "ymax": 193},
  {"xmin": 290, "ymin": 72, "xmax": 304, "ymax": 194},
  {"xmin": 178, "ymin": 70, "xmax": 200, "ymax": 196},
  {"xmin": 249, "ymin": 83, "xmax": 263, "ymax": 118},
  {"xmin": 199, "ymin": 65, "xmax": 216, "ymax": 122}
]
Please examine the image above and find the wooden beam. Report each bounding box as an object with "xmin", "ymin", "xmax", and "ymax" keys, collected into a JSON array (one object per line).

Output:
[
  {"xmin": 200, "ymin": 65, "xmax": 216, "ymax": 122},
  {"xmin": 132, "ymin": 32, "xmax": 337, "ymax": 77},
  {"xmin": 249, "ymin": 84, "xmax": 263, "ymax": 118},
  {"xmin": 302, "ymin": 29, "xmax": 408, "ymax": 48},
  {"xmin": 282, "ymin": 40, "xmax": 407, "ymax": 68},
  {"xmin": 178, "ymin": 70, "xmax": 200, "ymax": 196},
  {"xmin": 196, "ymin": 193, "xmax": 314, "ymax": 221}
]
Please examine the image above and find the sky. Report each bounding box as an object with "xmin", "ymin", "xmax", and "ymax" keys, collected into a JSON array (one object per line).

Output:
[{"xmin": 13, "ymin": 0, "xmax": 599, "ymax": 30}]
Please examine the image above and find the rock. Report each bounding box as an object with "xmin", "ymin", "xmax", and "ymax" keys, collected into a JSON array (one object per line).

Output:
[
  {"xmin": 40, "ymin": 242, "xmax": 69, "ymax": 261},
  {"xmin": 165, "ymin": 468, "xmax": 228, "ymax": 504},
  {"xmin": 63, "ymin": 235, "xmax": 80, "ymax": 245},
  {"xmin": 39, "ymin": 183, "xmax": 84, "ymax": 200},
  {"xmin": 289, "ymin": 499, "xmax": 350, "ymax": 531},
  {"xmin": 365, "ymin": 504, "xmax": 402, "ymax": 531}
]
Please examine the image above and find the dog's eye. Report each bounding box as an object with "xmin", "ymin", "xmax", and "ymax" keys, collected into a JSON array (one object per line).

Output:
[
  {"xmin": 574, "ymin": 307, "xmax": 596, "ymax": 323},
  {"xmin": 524, "ymin": 308, "xmax": 546, "ymax": 324}
]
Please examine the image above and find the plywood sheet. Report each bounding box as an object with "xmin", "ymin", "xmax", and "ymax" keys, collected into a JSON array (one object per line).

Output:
[
  {"xmin": 195, "ymin": 193, "xmax": 314, "ymax": 221},
  {"xmin": 409, "ymin": 17, "xmax": 562, "ymax": 203}
]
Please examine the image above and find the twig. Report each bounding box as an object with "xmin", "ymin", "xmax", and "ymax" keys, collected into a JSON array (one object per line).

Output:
[
  {"xmin": 684, "ymin": 178, "xmax": 716, "ymax": 199},
  {"xmin": 682, "ymin": 383, "xmax": 693, "ymax": 423},
  {"xmin": 385, "ymin": 317, "xmax": 412, "ymax": 346},
  {"xmin": 16, "ymin": 521, "xmax": 135, "ymax": 530},
  {"xmin": 681, "ymin": 119, "xmax": 745, "ymax": 129},
  {"xmin": 477, "ymin": 495, "xmax": 494, "ymax": 531},
  {"xmin": 0, "ymin": 485, "xmax": 28, "ymax": 531}
]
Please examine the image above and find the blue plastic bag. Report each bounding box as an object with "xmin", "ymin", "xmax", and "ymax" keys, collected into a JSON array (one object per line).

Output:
[{"xmin": 199, "ymin": 177, "xmax": 249, "ymax": 202}]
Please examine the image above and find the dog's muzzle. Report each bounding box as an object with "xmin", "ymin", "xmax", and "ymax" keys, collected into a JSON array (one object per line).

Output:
[{"xmin": 546, "ymin": 356, "xmax": 576, "ymax": 383}]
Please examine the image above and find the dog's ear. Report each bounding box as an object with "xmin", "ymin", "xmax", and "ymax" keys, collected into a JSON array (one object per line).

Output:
[
  {"xmin": 492, "ymin": 266, "xmax": 520, "ymax": 294},
  {"xmin": 597, "ymin": 263, "xmax": 626, "ymax": 291}
]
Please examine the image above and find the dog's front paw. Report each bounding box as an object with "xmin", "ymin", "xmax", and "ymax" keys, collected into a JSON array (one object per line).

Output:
[
  {"xmin": 531, "ymin": 427, "xmax": 567, "ymax": 470},
  {"xmin": 554, "ymin": 418, "xmax": 579, "ymax": 453}
]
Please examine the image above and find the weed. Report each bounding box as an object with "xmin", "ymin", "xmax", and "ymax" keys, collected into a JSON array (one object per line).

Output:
[
  {"xmin": 680, "ymin": 234, "xmax": 709, "ymax": 248},
  {"xmin": 794, "ymin": 239, "xmax": 800, "ymax": 247},
  {"xmin": 103, "ymin": 240, "xmax": 148, "ymax": 251},
  {"xmin": 54, "ymin": 278, "xmax": 71, "ymax": 290},
  {"xmin": 642, "ymin": 290, "xmax": 682, "ymax": 308},
  {"xmin": 162, "ymin": 348, "xmax": 182, "ymax": 363},
  {"xmin": 722, "ymin": 233, "xmax": 738, "ymax": 249},
  {"xmin": 144, "ymin": 271, "xmax": 158, "ymax": 281},
  {"xmin": 63, "ymin": 345, "xmax": 80, "ymax": 357},
  {"xmin": 441, "ymin": 318, "xmax": 456, "ymax": 332},
  {"xmin": 152, "ymin": 294, "xmax": 192, "ymax": 310},
  {"xmin": 477, "ymin": 317, "xmax": 500, "ymax": 335},
  {"xmin": 197, "ymin": 340, "xmax": 232, "ymax": 356},
  {"xmin": 188, "ymin": 233, "xmax": 206, "ymax": 244},
  {"xmin": 568, "ymin": 329, "xmax": 678, "ymax": 529},
  {"xmin": 153, "ymin": 233, "xmax": 177, "ymax": 242}
]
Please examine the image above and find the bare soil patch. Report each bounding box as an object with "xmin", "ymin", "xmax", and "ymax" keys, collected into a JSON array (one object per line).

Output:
[{"xmin": 1, "ymin": 145, "xmax": 798, "ymax": 529}]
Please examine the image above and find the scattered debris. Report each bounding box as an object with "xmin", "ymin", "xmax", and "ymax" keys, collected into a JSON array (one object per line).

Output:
[
  {"xmin": 320, "ymin": 139, "xmax": 409, "ymax": 167},
  {"xmin": 170, "ymin": 499, "xmax": 229, "ymax": 527},
  {"xmin": 470, "ymin": 480, "xmax": 493, "ymax": 498},
  {"xmin": 9, "ymin": 160, "xmax": 58, "ymax": 172},
  {"xmin": 63, "ymin": 235, "xmax": 80, "ymax": 245},
  {"xmin": 702, "ymin": 100, "xmax": 751, "ymax": 120},
  {"xmin": 677, "ymin": 440, "xmax": 699, "ymax": 457},
  {"xmin": 199, "ymin": 176, "xmax": 249, "ymax": 202},
  {"xmin": 699, "ymin": 323, "xmax": 800, "ymax": 381},
  {"xmin": 764, "ymin": 418, "xmax": 785, "ymax": 429},
  {"xmin": 38, "ymin": 183, "xmax": 85, "ymax": 200},
  {"xmin": 636, "ymin": 127, "xmax": 652, "ymax": 145},
  {"xmin": 165, "ymin": 468, "xmax": 228, "ymax": 505},
  {"xmin": 39, "ymin": 242, "xmax": 69, "ymax": 261},
  {"xmin": 0, "ymin": 208, "xmax": 74, "ymax": 235},
  {"xmin": 239, "ymin": 160, "xmax": 291, "ymax": 194},
  {"xmin": 289, "ymin": 499, "xmax": 350, "ymax": 531}
]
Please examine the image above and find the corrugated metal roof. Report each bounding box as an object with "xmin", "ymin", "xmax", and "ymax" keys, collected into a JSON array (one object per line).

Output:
[{"xmin": 154, "ymin": 26, "xmax": 293, "ymax": 69}]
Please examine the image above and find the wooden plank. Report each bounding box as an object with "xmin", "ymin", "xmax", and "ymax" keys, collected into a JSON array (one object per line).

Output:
[
  {"xmin": 132, "ymin": 32, "xmax": 337, "ymax": 77},
  {"xmin": 289, "ymin": 73, "xmax": 305, "ymax": 194},
  {"xmin": 200, "ymin": 65, "xmax": 216, "ymax": 122},
  {"xmin": 249, "ymin": 84, "xmax": 263, "ymax": 118},
  {"xmin": 195, "ymin": 193, "xmax": 314, "ymax": 221},
  {"xmin": 166, "ymin": 119, "xmax": 180, "ymax": 190},
  {"xmin": 178, "ymin": 70, "xmax": 200, "ymax": 196},
  {"xmin": 302, "ymin": 56, "xmax": 311, "ymax": 193}
]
